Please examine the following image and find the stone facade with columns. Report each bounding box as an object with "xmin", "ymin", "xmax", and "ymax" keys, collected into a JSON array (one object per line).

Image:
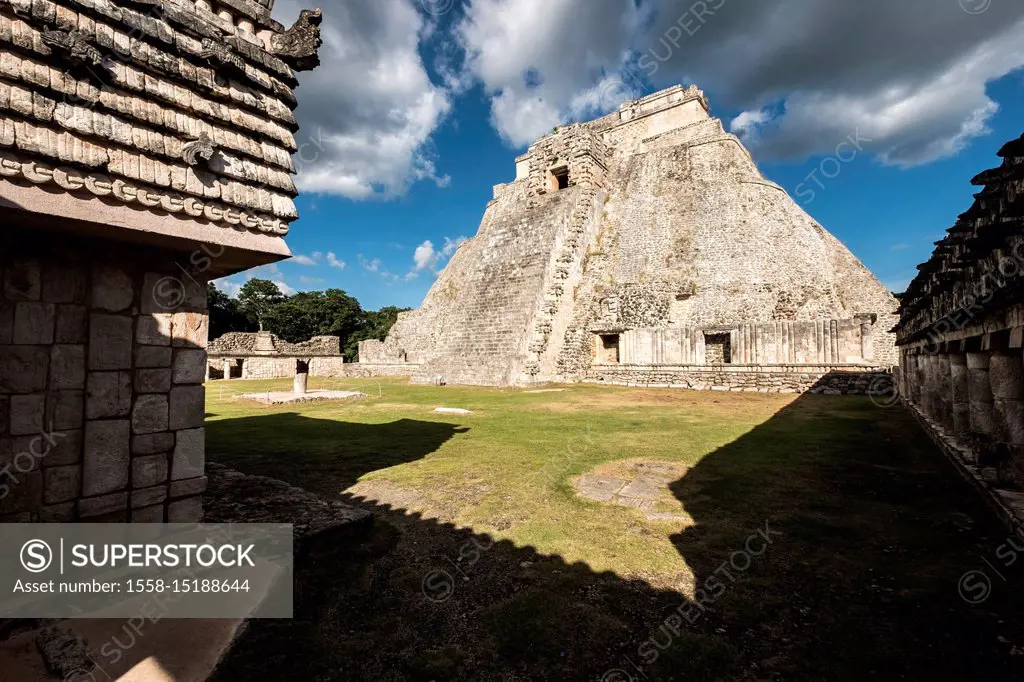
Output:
[
  {"xmin": 895, "ymin": 132, "xmax": 1024, "ymax": 490},
  {"xmin": 0, "ymin": 0, "xmax": 322, "ymax": 522},
  {"xmin": 206, "ymin": 331, "xmax": 344, "ymax": 381}
]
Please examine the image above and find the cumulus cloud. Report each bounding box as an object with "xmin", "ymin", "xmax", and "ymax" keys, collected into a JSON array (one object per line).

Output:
[
  {"xmin": 448, "ymin": 0, "xmax": 1024, "ymax": 166},
  {"xmin": 409, "ymin": 236, "xmax": 469, "ymax": 277},
  {"xmin": 273, "ymin": 0, "xmax": 452, "ymax": 198},
  {"xmin": 454, "ymin": 0, "xmax": 642, "ymax": 146},
  {"xmin": 639, "ymin": 0, "xmax": 1024, "ymax": 166},
  {"xmin": 326, "ymin": 252, "xmax": 346, "ymax": 270},
  {"xmin": 291, "ymin": 253, "xmax": 319, "ymax": 266}
]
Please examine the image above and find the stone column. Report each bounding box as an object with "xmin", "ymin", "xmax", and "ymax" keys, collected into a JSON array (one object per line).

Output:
[
  {"xmin": 293, "ymin": 372, "xmax": 308, "ymax": 395},
  {"xmin": 949, "ymin": 353, "xmax": 970, "ymax": 436},
  {"xmin": 991, "ymin": 351, "xmax": 1024, "ymax": 446},
  {"xmin": 934, "ymin": 353, "xmax": 952, "ymax": 430},
  {"xmin": 222, "ymin": 358, "xmax": 232, "ymax": 380},
  {"xmin": 967, "ymin": 352, "xmax": 995, "ymax": 437}
]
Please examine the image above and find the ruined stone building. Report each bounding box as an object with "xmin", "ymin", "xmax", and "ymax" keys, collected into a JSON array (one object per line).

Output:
[
  {"xmin": 362, "ymin": 85, "xmax": 898, "ymax": 390},
  {"xmin": 895, "ymin": 131, "xmax": 1024, "ymax": 494},
  {"xmin": 0, "ymin": 0, "xmax": 321, "ymax": 522},
  {"xmin": 207, "ymin": 331, "xmax": 344, "ymax": 379}
]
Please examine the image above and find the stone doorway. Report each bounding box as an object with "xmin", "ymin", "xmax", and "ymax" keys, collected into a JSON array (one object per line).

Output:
[
  {"xmin": 596, "ymin": 334, "xmax": 620, "ymax": 363},
  {"xmin": 547, "ymin": 165, "xmax": 570, "ymax": 192},
  {"xmin": 704, "ymin": 332, "xmax": 732, "ymax": 364}
]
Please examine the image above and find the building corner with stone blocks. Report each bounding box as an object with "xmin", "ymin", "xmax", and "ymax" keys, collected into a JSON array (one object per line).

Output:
[{"xmin": 0, "ymin": 0, "xmax": 323, "ymax": 522}]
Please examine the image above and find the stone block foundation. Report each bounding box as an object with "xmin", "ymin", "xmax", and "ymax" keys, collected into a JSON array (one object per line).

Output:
[{"xmin": 1, "ymin": 230, "xmax": 208, "ymax": 522}]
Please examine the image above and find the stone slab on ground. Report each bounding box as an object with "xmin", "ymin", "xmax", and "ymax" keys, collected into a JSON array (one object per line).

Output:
[
  {"xmin": 238, "ymin": 390, "xmax": 367, "ymax": 404},
  {"xmin": 576, "ymin": 460, "xmax": 690, "ymax": 522},
  {"xmin": 204, "ymin": 463, "xmax": 373, "ymax": 552},
  {"xmin": 433, "ymin": 407, "xmax": 473, "ymax": 415}
]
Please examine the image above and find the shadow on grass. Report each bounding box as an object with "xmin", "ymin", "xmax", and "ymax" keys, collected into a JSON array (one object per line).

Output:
[
  {"xmin": 207, "ymin": 412, "xmax": 467, "ymax": 496},
  {"xmin": 208, "ymin": 385, "xmax": 1024, "ymax": 681}
]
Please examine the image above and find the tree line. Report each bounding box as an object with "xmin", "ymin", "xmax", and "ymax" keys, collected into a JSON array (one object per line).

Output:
[{"xmin": 208, "ymin": 279, "xmax": 408, "ymax": 361}]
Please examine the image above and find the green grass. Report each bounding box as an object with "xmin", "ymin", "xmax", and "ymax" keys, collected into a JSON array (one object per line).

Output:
[{"xmin": 207, "ymin": 377, "xmax": 1024, "ymax": 681}]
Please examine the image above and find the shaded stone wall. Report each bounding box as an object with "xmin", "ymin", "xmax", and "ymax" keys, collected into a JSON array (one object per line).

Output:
[
  {"xmin": 895, "ymin": 132, "xmax": 1024, "ymax": 487},
  {"xmin": 586, "ymin": 365, "xmax": 890, "ymax": 395},
  {"xmin": 1, "ymin": 231, "xmax": 208, "ymax": 522}
]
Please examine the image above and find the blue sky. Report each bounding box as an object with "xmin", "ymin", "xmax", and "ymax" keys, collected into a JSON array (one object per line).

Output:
[{"xmin": 217, "ymin": 0, "xmax": 1024, "ymax": 311}]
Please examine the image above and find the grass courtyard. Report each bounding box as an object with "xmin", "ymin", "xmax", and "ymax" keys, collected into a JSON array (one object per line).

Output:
[{"xmin": 206, "ymin": 377, "xmax": 1024, "ymax": 681}]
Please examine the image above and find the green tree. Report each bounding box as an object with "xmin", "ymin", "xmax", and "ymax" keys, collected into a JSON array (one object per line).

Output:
[
  {"xmin": 208, "ymin": 282, "xmax": 253, "ymax": 339},
  {"xmin": 345, "ymin": 305, "xmax": 410, "ymax": 360},
  {"xmin": 237, "ymin": 279, "xmax": 285, "ymax": 331},
  {"xmin": 264, "ymin": 289, "xmax": 364, "ymax": 345}
]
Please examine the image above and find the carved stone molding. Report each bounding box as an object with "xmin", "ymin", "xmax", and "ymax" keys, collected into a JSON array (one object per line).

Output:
[
  {"xmin": 0, "ymin": 150, "xmax": 288, "ymax": 236},
  {"xmin": 271, "ymin": 8, "xmax": 323, "ymax": 71},
  {"xmin": 200, "ymin": 38, "xmax": 248, "ymax": 74},
  {"xmin": 41, "ymin": 29, "xmax": 105, "ymax": 67},
  {"xmin": 182, "ymin": 132, "xmax": 219, "ymax": 166}
]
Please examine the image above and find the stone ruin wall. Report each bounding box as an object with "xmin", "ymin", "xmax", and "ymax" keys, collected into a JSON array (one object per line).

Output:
[
  {"xmin": 0, "ymin": 0, "xmax": 322, "ymax": 522},
  {"xmin": 371, "ymin": 85, "xmax": 898, "ymax": 389},
  {"xmin": 207, "ymin": 332, "xmax": 345, "ymax": 379},
  {"xmin": 895, "ymin": 131, "xmax": 1024, "ymax": 492},
  {"xmin": 1, "ymin": 232, "xmax": 209, "ymax": 523}
]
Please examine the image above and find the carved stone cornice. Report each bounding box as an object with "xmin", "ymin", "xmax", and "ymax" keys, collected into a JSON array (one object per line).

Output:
[
  {"xmin": 0, "ymin": 150, "xmax": 289, "ymax": 236},
  {"xmin": 182, "ymin": 132, "xmax": 219, "ymax": 166},
  {"xmin": 270, "ymin": 9, "xmax": 323, "ymax": 72},
  {"xmin": 40, "ymin": 28, "xmax": 105, "ymax": 67}
]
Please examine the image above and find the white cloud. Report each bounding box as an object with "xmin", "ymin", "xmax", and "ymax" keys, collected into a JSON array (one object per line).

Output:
[
  {"xmin": 273, "ymin": 0, "xmax": 452, "ymax": 198},
  {"xmin": 409, "ymin": 235, "xmax": 468, "ymax": 277},
  {"xmin": 358, "ymin": 255, "xmax": 382, "ymax": 273},
  {"xmin": 291, "ymin": 253, "xmax": 319, "ymax": 266},
  {"xmin": 454, "ymin": 0, "xmax": 641, "ymax": 146},
  {"xmin": 326, "ymin": 252, "xmax": 346, "ymax": 270}
]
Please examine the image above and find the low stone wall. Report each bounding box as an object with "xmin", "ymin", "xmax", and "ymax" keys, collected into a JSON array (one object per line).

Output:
[
  {"xmin": 342, "ymin": 363, "xmax": 419, "ymax": 378},
  {"xmin": 585, "ymin": 363, "xmax": 891, "ymax": 394}
]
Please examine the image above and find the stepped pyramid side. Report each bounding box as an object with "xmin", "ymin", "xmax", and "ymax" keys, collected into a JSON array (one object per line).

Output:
[{"xmin": 363, "ymin": 85, "xmax": 899, "ymax": 388}]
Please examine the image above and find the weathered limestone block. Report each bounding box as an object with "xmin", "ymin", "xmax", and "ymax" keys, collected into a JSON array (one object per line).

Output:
[
  {"xmin": 136, "ymin": 345, "xmax": 172, "ymax": 368},
  {"xmin": 131, "ymin": 504, "xmax": 165, "ymax": 522},
  {"xmin": 42, "ymin": 429, "xmax": 81, "ymax": 467},
  {"xmin": 77, "ymin": 491, "xmax": 128, "ymax": 518},
  {"xmin": 170, "ymin": 476, "xmax": 208, "ymax": 498},
  {"xmin": 934, "ymin": 353, "xmax": 952, "ymax": 430},
  {"xmin": 171, "ymin": 311, "xmax": 209, "ymax": 348},
  {"xmin": 46, "ymin": 390, "xmax": 83, "ymax": 431},
  {"xmin": 88, "ymin": 314, "xmax": 132, "ymax": 369},
  {"xmin": 90, "ymin": 264, "xmax": 134, "ymax": 311},
  {"xmin": 54, "ymin": 305, "xmax": 88, "ymax": 344},
  {"xmin": 131, "ymin": 454, "xmax": 169, "ymax": 489},
  {"xmin": 40, "ymin": 502, "xmax": 75, "ymax": 522},
  {"xmin": 9, "ymin": 393, "xmax": 45, "ymax": 435},
  {"xmin": 0, "ymin": 470, "xmax": 42, "ymax": 514},
  {"xmin": 44, "ymin": 465, "xmax": 81, "ymax": 504},
  {"xmin": 85, "ymin": 371, "xmax": 131, "ymax": 418},
  {"xmin": 171, "ymin": 427, "xmax": 204, "ymax": 480},
  {"xmin": 134, "ymin": 368, "xmax": 171, "ymax": 394},
  {"xmin": 13, "ymin": 301, "xmax": 54, "ymax": 344},
  {"xmin": 136, "ymin": 313, "xmax": 172, "ymax": 346},
  {"xmin": 130, "ymin": 486, "xmax": 167, "ymax": 509},
  {"xmin": 967, "ymin": 352, "xmax": 995, "ymax": 436},
  {"xmin": 169, "ymin": 386, "xmax": 204, "ymax": 430},
  {"xmin": 3, "ymin": 259, "xmax": 41, "ymax": 300},
  {"xmin": 41, "ymin": 262, "xmax": 86, "ymax": 303},
  {"xmin": 132, "ymin": 432, "xmax": 174, "ymax": 456},
  {"xmin": 82, "ymin": 419, "xmax": 129, "ymax": 496},
  {"xmin": 167, "ymin": 496, "xmax": 202, "ymax": 522},
  {"xmin": 49, "ymin": 344, "xmax": 85, "ymax": 390},
  {"xmin": 173, "ymin": 349, "xmax": 207, "ymax": 384},
  {"xmin": 131, "ymin": 394, "xmax": 169, "ymax": 435},
  {"xmin": 991, "ymin": 351, "xmax": 1024, "ymax": 446}
]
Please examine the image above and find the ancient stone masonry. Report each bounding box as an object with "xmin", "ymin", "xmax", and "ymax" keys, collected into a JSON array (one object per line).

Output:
[
  {"xmin": 369, "ymin": 84, "xmax": 898, "ymax": 389},
  {"xmin": 0, "ymin": 0, "xmax": 322, "ymax": 522},
  {"xmin": 894, "ymin": 131, "xmax": 1024, "ymax": 494},
  {"xmin": 206, "ymin": 331, "xmax": 344, "ymax": 379}
]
